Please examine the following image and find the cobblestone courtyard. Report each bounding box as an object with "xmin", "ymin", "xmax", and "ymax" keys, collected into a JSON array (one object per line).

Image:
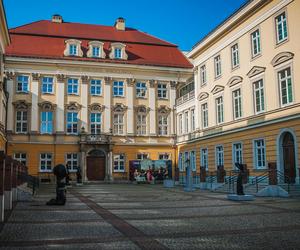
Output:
[{"xmin": 0, "ymin": 184, "xmax": 300, "ymax": 249}]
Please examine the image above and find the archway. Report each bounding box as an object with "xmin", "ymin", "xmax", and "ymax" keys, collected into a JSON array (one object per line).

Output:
[{"xmin": 86, "ymin": 149, "xmax": 106, "ymax": 181}]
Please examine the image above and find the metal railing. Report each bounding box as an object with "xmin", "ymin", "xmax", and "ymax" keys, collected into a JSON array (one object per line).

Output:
[{"xmin": 176, "ymin": 90, "xmax": 195, "ymax": 106}]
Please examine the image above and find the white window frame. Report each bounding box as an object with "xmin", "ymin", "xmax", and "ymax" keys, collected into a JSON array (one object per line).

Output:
[
  {"xmin": 42, "ymin": 77, "xmax": 54, "ymax": 94},
  {"xmin": 275, "ymin": 11, "xmax": 288, "ymax": 44},
  {"xmin": 253, "ymin": 138, "xmax": 266, "ymax": 169},
  {"xmin": 251, "ymin": 29, "xmax": 261, "ymax": 58},
  {"xmin": 137, "ymin": 153, "xmax": 149, "ymax": 160},
  {"xmin": 136, "ymin": 82, "xmax": 147, "ymax": 98},
  {"xmin": 232, "ymin": 142, "xmax": 243, "ymax": 168},
  {"xmin": 158, "ymin": 153, "xmax": 170, "ymax": 160},
  {"xmin": 231, "ymin": 43, "xmax": 239, "ymax": 68},
  {"xmin": 136, "ymin": 113, "xmax": 147, "ymax": 135},
  {"xmin": 178, "ymin": 153, "xmax": 184, "ymax": 172},
  {"xmin": 201, "ymin": 103, "xmax": 208, "ymax": 129},
  {"xmin": 157, "ymin": 83, "xmax": 167, "ymax": 99},
  {"xmin": 16, "ymin": 75, "xmax": 29, "ymax": 93},
  {"xmin": 200, "ymin": 148, "xmax": 208, "ymax": 171},
  {"xmin": 190, "ymin": 150, "xmax": 196, "ymax": 172},
  {"xmin": 90, "ymin": 112, "xmax": 102, "ymax": 134},
  {"xmin": 66, "ymin": 112, "xmax": 78, "ymax": 135},
  {"xmin": 191, "ymin": 108, "xmax": 195, "ymax": 131},
  {"xmin": 214, "ymin": 55, "xmax": 221, "ymax": 78},
  {"xmin": 14, "ymin": 153, "xmax": 27, "ymax": 166},
  {"xmin": 16, "ymin": 110, "xmax": 28, "ymax": 134},
  {"xmin": 215, "ymin": 145, "xmax": 224, "ymax": 168},
  {"xmin": 178, "ymin": 114, "xmax": 183, "ymax": 135},
  {"xmin": 184, "ymin": 111, "xmax": 189, "ymax": 133},
  {"xmin": 253, "ymin": 79, "xmax": 265, "ymax": 114},
  {"xmin": 200, "ymin": 64, "xmax": 207, "ymax": 86},
  {"xmin": 90, "ymin": 79, "xmax": 102, "ymax": 96},
  {"xmin": 69, "ymin": 44, "xmax": 78, "ymax": 56},
  {"xmin": 113, "ymin": 81, "xmax": 124, "ymax": 97},
  {"xmin": 232, "ymin": 88, "xmax": 242, "ymax": 120},
  {"xmin": 215, "ymin": 96, "xmax": 224, "ymax": 124},
  {"xmin": 67, "ymin": 78, "xmax": 79, "ymax": 95},
  {"xmin": 114, "ymin": 154, "xmax": 125, "ymax": 172},
  {"xmin": 40, "ymin": 111, "xmax": 53, "ymax": 134},
  {"xmin": 114, "ymin": 48, "xmax": 122, "ymax": 59},
  {"xmin": 158, "ymin": 114, "xmax": 168, "ymax": 136},
  {"xmin": 113, "ymin": 113, "xmax": 124, "ymax": 135},
  {"xmin": 278, "ymin": 67, "xmax": 293, "ymax": 106},
  {"xmin": 66, "ymin": 153, "xmax": 78, "ymax": 172},
  {"xmin": 39, "ymin": 153, "xmax": 52, "ymax": 172},
  {"xmin": 92, "ymin": 46, "xmax": 101, "ymax": 57}
]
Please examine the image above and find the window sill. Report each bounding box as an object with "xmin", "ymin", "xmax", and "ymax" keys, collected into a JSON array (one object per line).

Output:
[
  {"xmin": 157, "ymin": 97, "xmax": 168, "ymax": 100},
  {"xmin": 251, "ymin": 53, "xmax": 262, "ymax": 61},
  {"xmin": 231, "ymin": 65, "xmax": 240, "ymax": 72},
  {"xmin": 214, "ymin": 75, "xmax": 222, "ymax": 81},
  {"xmin": 39, "ymin": 170, "xmax": 52, "ymax": 173},
  {"xmin": 113, "ymin": 96, "xmax": 125, "ymax": 98},
  {"xmin": 113, "ymin": 170, "xmax": 125, "ymax": 173},
  {"xmin": 67, "ymin": 93, "xmax": 79, "ymax": 96},
  {"xmin": 41, "ymin": 92, "xmax": 54, "ymax": 95},
  {"xmin": 275, "ymin": 38, "xmax": 289, "ymax": 48},
  {"xmin": 136, "ymin": 96, "xmax": 147, "ymax": 99},
  {"xmin": 91, "ymin": 94, "xmax": 103, "ymax": 97},
  {"xmin": 16, "ymin": 91, "xmax": 29, "ymax": 95}
]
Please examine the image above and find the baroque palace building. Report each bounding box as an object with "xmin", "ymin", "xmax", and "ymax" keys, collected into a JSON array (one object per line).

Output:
[
  {"xmin": 177, "ymin": 0, "xmax": 300, "ymax": 183},
  {"xmin": 3, "ymin": 15, "xmax": 193, "ymax": 181}
]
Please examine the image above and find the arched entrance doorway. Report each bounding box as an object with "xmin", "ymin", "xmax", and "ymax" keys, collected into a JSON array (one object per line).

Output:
[
  {"xmin": 86, "ymin": 149, "xmax": 106, "ymax": 181},
  {"xmin": 282, "ymin": 132, "xmax": 296, "ymax": 183}
]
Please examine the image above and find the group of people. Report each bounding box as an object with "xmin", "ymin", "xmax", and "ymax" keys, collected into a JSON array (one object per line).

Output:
[{"xmin": 133, "ymin": 167, "xmax": 169, "ymax": 183}]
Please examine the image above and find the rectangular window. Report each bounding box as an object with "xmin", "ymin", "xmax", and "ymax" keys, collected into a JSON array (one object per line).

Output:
[
  {"xmin": 114, "ymin": 48, "xmax": 122, "ymax": 59},
  {"xmin": 190, "ymin": 151, "xmax": 196, "ymax": 171},
  {"xmin": 14, "ymin": 153, "xmax": 27, "ymax": 166},
  {"xmin": 113, "ymin": 81, "xmax": 124, "ymax": 97},
  {"xmin": 233, "ymin": 143, "xmax": 243, "ymax": 167},
  {"xmin": 90, "ymin": 79, "xmax": 102, "ymax": 96},
  {"xmin": 157, "ymin": 84, "xmax": 167, "ymax": 99},
  {"xmin": 40, "ymin": 111, "xmax": 53, "ymax": 134},
  {"xmin": 69, "ymin": 44, "xmax": 78, "ymax": 56},
  {"xmin": 251, "ymin": 29, "xmax": 261, "ymax": 57},
  {"xmin": 16, "ymin": 111, "xmax": 27, "ymax": 133},
  {"xmin": 254, "ymin": 139, "xmax": 266, "ymax": 169},
  {"xmin": 215, "ymin": 145, "xmax": 224, "ymax": 167},
  {"xmin": 184, "ymin": 111, "xmax": 189, "ymax": 133},
  {"xmin": 201, "ymin": 103, "xmax": 208, "ymax": 128},
  {"xmin": 214, "ymin": 55, "xmax": 221, "ymax": 78},
  {"xmin": 67, "ymin": 78, "xmax": 79, "ymax": 95},
  {"xmin": 275, "ymin": 12, "xmax": 288, "ymax": 43},
  {"xmin": 137, "ymin": 153, "xmax": 148, "ymax": 160},
  {"xmin": 178, "ymin": 114, "xmax": 183, "ymax": 134},
  {"xmin": 40, "ymin": 153, "xmax": 52, "ymax": 172},
  {"xmin": 42, "ymin": 77, "xmax": 54, "ymax": 94},
  {"xmin": 137, "ymin": 114, "xmax": 147, "ymax": 135},
  {"xmin": 201, "ymin": 148, "xmax": 208, "ymax": 170},
  {"xmin": 114, "ymin": 154, "xmax": 125, "ymax": 172},
  {"xmin": 191, "ymin": 109, "xmax": 195, "ymax": 131},
  {"xmin": 158, "ymin": 115, "xmax": 168, "ymax": 135},
  {"xmin": 113, "ymin": 113, "xmax": 124, "ymax": 135},
  {"xmin": 253, "ymin": 79, "xmax": 265, "ymax": 113},
  {"xmin": 216, "ymin": 96, "xmax": 224, "ymax": 124},
  {"xmin": 66, "ymin": 153, "xmax": 78, "ymax": 171},
  {"xmin": 92, "ymin": 46, "xmax": 100, "ymax": 57},
  {"xmin": 16, "ymin": 75, "xmax": 29, "ymax": 93},
  {"xmin": 231, "ymin": 44, "xmax": 239, "ymax": 68},
  {"xmin": 279, "ymin": 67, "xmax": 293, "ymax": 105},
  {"xmin": 159, "ymin": 153, "xmax": 170, "ymax": 160},
  {"xmin": 200, "ymin": 65, "xmax": 207, "ymax": 86},
  {"xmin": 136, "ymin": 82, "xmax": 147, "ymax": 98},
  {"xmin": 66, "ymin": 112, "xmax": 78, "ymax": 134},
  {"xmin": 233, "ymin": 89, "xmax": 242, "ymax": 119},
  {"xmin": 90, "ymin": 112, "xmax": 102, "ymax": 134},
  {"xmin": 178, "ymin": 153, "xmax": 183, "ymax": 171}
]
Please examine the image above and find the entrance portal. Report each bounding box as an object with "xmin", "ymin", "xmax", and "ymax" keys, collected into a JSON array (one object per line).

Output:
[
  {"xmin": 282, "ymin": 132, "xmax": 296, "ymax": 183},
  {"xmin": 86, "ymin": 150, "xmax": 106, "ymax": 181}
]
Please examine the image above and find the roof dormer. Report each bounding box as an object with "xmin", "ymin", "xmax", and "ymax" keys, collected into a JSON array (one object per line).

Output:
[
  {"xmin": 87, "ymin": 41, "xmax": 106, "ymax": 59},
  {"xmin": 64, "ymin": 39, "xmax": 83, "ymax": 57},
  {"xmin": 109, "ymin": 42, "xmax": 128, "ymax": 60}
]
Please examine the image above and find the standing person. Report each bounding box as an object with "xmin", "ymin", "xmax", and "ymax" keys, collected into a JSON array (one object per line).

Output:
[
  {"xmin": 76, "ymin": 165, "xmax": 82, "ymax": 185},
  {"xmin": 65, "ymin": 162, "xmax": 70, "ymax": 186}
]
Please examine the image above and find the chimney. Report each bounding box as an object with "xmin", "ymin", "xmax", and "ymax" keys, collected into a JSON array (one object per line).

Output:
[
  {"xmin": 114, "ymin": 17, "xmax": 125, "ymax": 31},
  {"xmin": 52, "ymin": 14, "xmax": 63, "ymax": 23}
]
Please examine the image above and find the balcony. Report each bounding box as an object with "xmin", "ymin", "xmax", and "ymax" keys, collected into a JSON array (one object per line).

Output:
[
  {"xmin": 176, "ymin": 90, "xmax": 195, "ymax": 106},
  {"xmin": 80, "ymin": 134, "xmax": 111, "ymax": 144}
]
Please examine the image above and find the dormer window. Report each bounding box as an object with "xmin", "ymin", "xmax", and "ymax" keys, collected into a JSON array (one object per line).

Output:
[
  {"xmin": 64, "ymin": 39, "xmax": 83, "ymax": 57},
  {"xmin": 87, "ymin": 41, "xmax": 105, "ymax": 59},
  {"xmin": 109, "ymin": 43, "xmax": 128, "ymax": 60}
]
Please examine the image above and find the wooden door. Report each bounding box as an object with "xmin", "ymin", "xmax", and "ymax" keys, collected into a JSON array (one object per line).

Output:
[
  {"xmin": 282, "ymin": 133, "xmax": 296, "ymax": 183},
  {"xmin": 86, "ymin": 156, "xmax": 105, "ymax": 181}
]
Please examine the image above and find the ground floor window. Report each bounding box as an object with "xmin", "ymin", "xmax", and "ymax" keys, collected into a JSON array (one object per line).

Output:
[
  {"xmin": 254, "ymin": 139, "xmax": 266, "ymax": 169},
  {"xmin": 114, "ymin": 154, "xmax": 125, "ymax": 172},
  {"xmin": 14, "ymin": 153, "xmax": 27, "ymax": 166},
  {"xmin": 158, "ymin": 153, "xmax": 170, "ymax": 160},
  {"xmin": 215, "ymin": 145, "xmax": 224, "ymax": 167},
  {"xmin": 40, "ymin": 153, "xmax": 52, "ymax": 172},
  {"xmin": 233, "ymin": 143, "xmax": 243, "ymax": 168},
  {"xmin": 137, "ymin": 153, "xmax": 149, "ymax": 160},
  {"xmin": 200, "ymin": 148, "xmax": 208, "ymax": 170},
  {"xmin": 66, "ymin": 153, "xmax": 78, "ymax": 171},
  {"xmin": 190, "ymin": 151, "xmax": 196, "ymax": 171},
  {"xmin": 178, "ymin": 153, "xmax": 183, "ymax": 171}
]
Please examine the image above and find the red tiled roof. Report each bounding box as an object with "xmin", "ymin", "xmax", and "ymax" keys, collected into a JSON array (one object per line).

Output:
[{"xmin": 6, "ymin": 20, "xmax": 193, "ymax": 69}]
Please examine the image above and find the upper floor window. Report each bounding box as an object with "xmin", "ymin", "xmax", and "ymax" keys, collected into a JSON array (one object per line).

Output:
[
  {"xmin": 92, "ymin": 47, "xmax": 100, "ymax": 57},
  {"xmin": 214, "ymin": 55, "xmax": 221, "ymax": 78},
  {"xmin": 251, "ymin": 29, "xmax": 261, "ymax": 57},
  {"xmin": 16, "ymin": 75, "xmax": 29, "ymax": 93},
  {"xmin": 113, "ymin": 113, "xmax": 124, "ymax": 135},
  {"xmin": 136, "ymin": 113, "xmax": 147, "ymax": 135},
  {"xmin": 114, "ymin": 154, "xmax": 125, "ymax": 172},
  {"xmin": 216, "ymin": 96, "xmax": 224, "ymax": 124},
  {"xmin": 253, "ymin": 139, "xmax": 266, "ymax": 169},
  {"xmin": 14, "ymin": 153, "xmax": 27, "ymax": 166},
  {"xmin": 16, "ymin": 111, "xmax": 28, "ymax": 133},
  {"xmin": 178, "ymin": 114, "xmax": 183, "ymax": 134},
  {"xmin": 201, "ymin": 103, "xmax": 208, "ymax": 128},
  {"xmin": 66, "ymin": 112, "xmax": 78, "ymax": 134},
  {"xmin": 275, "ymin": 12, "xmax": 288, "ymax": 44},
  {"xmin": 64, "ymin": 39, "xmax": 83, "ymax": 57},
  {"xmin": 215, "ymin": 145, "xmax": 224, "ymax": 167},
  {"xmin": 159, "ymin": 153, "xmax": 170, "ymax": 160},
  {"xmin": 253, "ymin": 79, "xmax": 265, "ymax": 114},
  {"xmin": 110, "ymin": 43, "xmax": 128, "ymax": 60},
  {"xmin": 113, "ymin": 81, "xmax": 124, "ymax": 97},
  {"xmin": 200, "ymin": 65, "xmax": 207, "ymax": 86},
  {"xmin": 40, "ymin": 153, "xmax": 52, "ymax": 172},
  {"xmin": 278, "ymin": 67, "xmax": 293, "ymax": 106},
  {"xmin": 137, "ymin": 153, "xmax": 148, "ymax": 160},
  {"xmin": 158, "ymin": 114, "xmax": 168, "ymax": 136},
  {"xmin": 42, "ymin": 77, "xmax": 54, "ymax": 94},
  {"xmin": 40, "ymin": 111, "xmax": 53, "ymax": 134},
  {"xmin": 90, "ymin": 79, "xmax": 102, "ymax": 96},
  {"xmin": 157, "ymin": 83, "xmax": 167, "ymax": 99},
  {"xmin": 233, "ymin": 143, "xmax": 243, "ymax": 167},
  {"xmin": 191, "ymin": 109, "xmax": 195, "ymax": 131},
  {"xmin": 136, "ymin": 82, "xmax": 147, "ymax": 98},
  {"xmin": 66, "ymin": 153, "xmax": 78, "ymax": 172},
  {"xmin": 67, "ymin": 78, "xmax": 79, "ymax": 95},
  {"xmin": 114, "ymin": 48, "xmax": 122, "ymax": 59},
  {"xmin": 233, "ymin": 89, "xmax": 242, "ymax": 119},
  {"xmin": 90, "ymin": 112, "xmax": 102, "ymax": 134},
  {"xmin": 231, "ymin": 44, "xmax": 239, "ymax": 68},
  {"xmin": 87, "ymin": 41, "xmax": 105, "ymax": 58},
  {"xmin": 184, "ymin": 111, "xmax": 189, "ymax": 133},
  {"xmin": 200, "ymin": 148, "xmax": 208, "ymax": 170},
  {"xmin": 69, "ymin": 44, "xmax": 78, "ymax": 56}
]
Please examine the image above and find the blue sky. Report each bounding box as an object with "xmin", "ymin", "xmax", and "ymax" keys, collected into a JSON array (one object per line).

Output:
[{"xmin": 4, "ymin": 0, "xmax": 248, "ymax": 51}]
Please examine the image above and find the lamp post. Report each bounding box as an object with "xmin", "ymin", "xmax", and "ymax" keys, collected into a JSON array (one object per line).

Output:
[{"xmin": 184, "ymin": 157, "xmax": 195, "ymax": 192}]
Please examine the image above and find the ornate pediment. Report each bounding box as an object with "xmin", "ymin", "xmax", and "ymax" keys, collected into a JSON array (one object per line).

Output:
[
  {"xmin": 113, "ymin": 103, "xmax": 127, "ymax": 112},
  {"xmin": 88, "ymin": 103, "xmax": 105, "ymax": 112},
  {"xmin": 271, "ymin": 52, "xmax": 294, "ymax": 67},
  {"xmin": 126, "ymin": 78, "xmax": 136, "ymax": 87},
  {"xmin": 197, "ymin": 92, "xmax": 209, "ymax": 101},
  {"xmin": 211, "ymin": 85, "xmax": 224, "ymax": 95},
  {"xmin": 247, "ymin": 66, "xmax": 266, "ymax": 78},
  {"xmin": 13, "ymin": 100, "xmax": 31, "ymax": 110},
  {"xmin": 227, "ymin": 76, "xmax": 243, "ymax": 87},
  {"xmin": 134, "ymin": 105, "xmax": 150, "ymax": 113},
  {"xmin": 157, "ymin": 105, "xmax": 171, "ymax": 114},
  {"xmin": 65, "ymin": 102, "xmax": 82, "ymax": 111},
  {"xmin": 38, "ymin": 101, "xmax": 56, "ymax": 111}
]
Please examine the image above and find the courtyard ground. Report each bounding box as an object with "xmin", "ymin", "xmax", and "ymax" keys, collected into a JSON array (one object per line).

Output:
[{"xmin": 0, "ymin": 184, "xmax": 300, "ymax": 249}]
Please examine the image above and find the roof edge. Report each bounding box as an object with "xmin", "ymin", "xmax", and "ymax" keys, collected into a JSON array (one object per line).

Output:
[{"xmin": 0, "ymin": 0, "xmax": 11, "ymax": 47}]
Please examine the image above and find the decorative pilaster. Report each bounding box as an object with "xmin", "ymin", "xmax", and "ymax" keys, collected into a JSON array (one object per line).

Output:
[
  {"xmin": 148, "ymin": 80, "xmax": 156, "ymax": 136},
  {"xmin": 104, "ymin": 77, "xmax": 112, "ymax": 133},
  {"xmin": 56, "ymin": 74, "xmax": 66, "ymax": 133},
  {"xmin": 126, "ymin": 78, "xmax": 135, "ymax": 135},
  {"xmin": 5, "ymin": 72, "xmax": 15, "ymax": 132},
  {"xmin": 31, "ymin": 73, "xmax": 40, "ymax": 133},
  {"xmin": 81, "ymin": 76, "xmax": 89, "ymax": 131},
  {"xmin": 170, "ymin": 81, "xmax": 176, "ymax": 135}
]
